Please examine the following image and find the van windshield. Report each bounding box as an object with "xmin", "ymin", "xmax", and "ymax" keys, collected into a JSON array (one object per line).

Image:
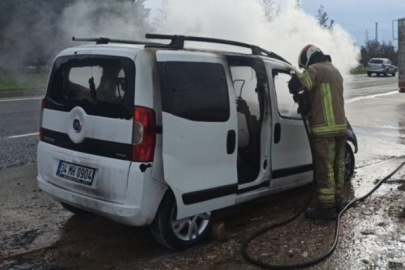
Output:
[
  {"xmin": 47, "ymin": 55, "xmax": 135, "ymax": 119},
  {"xmin": 369, "ymin": 59, "xmax": 383, "ymax": 64}
]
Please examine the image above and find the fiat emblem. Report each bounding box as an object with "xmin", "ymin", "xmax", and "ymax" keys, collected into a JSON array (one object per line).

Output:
[{"xmin": 73, "ymin": 119, "xmax": 82, "ymax": 133}]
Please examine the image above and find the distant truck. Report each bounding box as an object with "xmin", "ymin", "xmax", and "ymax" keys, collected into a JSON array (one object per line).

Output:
[{"xmin": 399, "ymin": 18, "xmax": 405, "ymax": 92}]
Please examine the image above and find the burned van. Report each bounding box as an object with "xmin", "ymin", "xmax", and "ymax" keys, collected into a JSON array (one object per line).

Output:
[{"xmin": 37, "ymin": 34, "xmax": 357, "ymax": 250}]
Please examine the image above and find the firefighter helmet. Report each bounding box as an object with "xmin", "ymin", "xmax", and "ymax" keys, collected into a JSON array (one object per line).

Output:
[{"xmin": 298, "ymin": 44, "xmax": 323, "ymax": 68}]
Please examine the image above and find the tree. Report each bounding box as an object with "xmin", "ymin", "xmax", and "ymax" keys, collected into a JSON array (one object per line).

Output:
[
  {"xmin": 153, "ymin": 0, "xmax": 170, "ymax": 31},
  {"xmin": 261, "ymin": 0, "xmax": 278, "ymax": 22},
  {"xmin": 0, "ymin": 0, "xmax": 154, "ymax": 73},
  {"xmin": 360, "ymin": 32, "xmax": 398, "ymax": 65},
  {"xmin": 0, "ymin": 0, "xmax": 76, "ymax": 71},
  {"xmin": 317, "ymin": 5, "xmax": 334, "ymax": 29}
]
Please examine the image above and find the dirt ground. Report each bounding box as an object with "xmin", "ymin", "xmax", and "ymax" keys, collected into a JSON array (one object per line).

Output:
[{"xmin": 0, "ymin": 159, "xmax": 404, "ymax": 270}]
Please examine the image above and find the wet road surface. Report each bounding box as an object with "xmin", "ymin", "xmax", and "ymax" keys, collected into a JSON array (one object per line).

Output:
[{"xmin": 1, "ymin": 74, "xmax": 405, "ymax": 270}]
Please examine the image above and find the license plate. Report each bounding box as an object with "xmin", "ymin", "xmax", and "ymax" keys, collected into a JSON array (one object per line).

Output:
[{"xmin": 56, "ymin": 161, "xmax": 95, "ymax": 186}]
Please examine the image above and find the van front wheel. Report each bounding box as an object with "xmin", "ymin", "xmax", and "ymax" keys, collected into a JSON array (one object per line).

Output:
[{"xmin": 150, "ymin": 192, "xmax": 215, "ymax": 250}]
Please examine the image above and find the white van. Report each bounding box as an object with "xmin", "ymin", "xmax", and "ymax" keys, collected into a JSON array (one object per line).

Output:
[{"xmin": 37, "ymin": 34, "xmax": 358, "ymax": 250}]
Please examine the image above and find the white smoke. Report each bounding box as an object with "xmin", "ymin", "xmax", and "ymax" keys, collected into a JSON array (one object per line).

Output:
[
  {"xmin": 154, "ymin": 0, "xmax": 360, "ymax": 76},
  {"xmin": 59, "ymin": 0, "xmax": 360, "ymax": 76},
  {"xmin": 60, "ymin": 0, "xmax": 151, "ymax": 45}
]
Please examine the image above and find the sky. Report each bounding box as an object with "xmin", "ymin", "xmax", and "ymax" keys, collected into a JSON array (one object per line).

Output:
[{"xmin": 144, "ymin": 0, "xmax": 405, "ymax": 47}]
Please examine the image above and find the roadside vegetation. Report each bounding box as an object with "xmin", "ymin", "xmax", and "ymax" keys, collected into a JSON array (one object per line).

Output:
[
  {"xmin": 0, "ymin": 71, "xmax": 48, "ymax": 91},
  {"xmin": 350, "ymin": 34, "xmax": 398, "ymax": 75},
  {"xmin": 350, "ymin": 65, "xmax": 367, "ymax": 75}
]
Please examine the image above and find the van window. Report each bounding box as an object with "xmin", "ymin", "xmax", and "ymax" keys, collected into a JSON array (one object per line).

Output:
[
  {"xmin": 160, "ymin": 62, "xmax": 230, "ymax": 122},
  {"xmin": 273, "ymin": 72, "xmax": 301, "ymax": 119},
  {"xmin": 47, "ymin": 56, "xmax": 135, "ymax": 120},
  {"xmin": 231, "ymin": 66, "xmax": 260, "ymax": 119}
]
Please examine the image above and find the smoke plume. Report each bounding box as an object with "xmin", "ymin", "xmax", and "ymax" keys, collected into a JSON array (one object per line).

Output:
[{"xmin": 153, "ymin": 0, "xmax": 360, "ymax": 75}]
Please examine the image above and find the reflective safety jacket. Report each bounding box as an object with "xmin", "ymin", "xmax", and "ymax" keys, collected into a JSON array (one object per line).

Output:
[{"xmin": 298, "ymin": 61, "xmax": 347, "ymax": 137}]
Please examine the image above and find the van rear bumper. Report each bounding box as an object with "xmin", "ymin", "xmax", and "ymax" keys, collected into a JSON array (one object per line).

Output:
[
  {"xmin": 38, "ymin": 173, "xmax": 167, "ymax": 226},
  {"xmin": 37, "ymin": 142, "xmax": 168, "ymax": 227}
]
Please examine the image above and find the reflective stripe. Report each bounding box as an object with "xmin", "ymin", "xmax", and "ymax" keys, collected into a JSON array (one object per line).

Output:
[
  {"xmin": 328, "ymin": 140, "xmax": 336, "ymax": 190},
  {"xmin": 312, "ymin": 123, "xmax": 347, "ymax": 134},
  {"xmin": 322, "ymin": 83, "xmax": 335, "ymax": 125},
  {"xmin": 319, "ymin": 84, "xmax": 328, "ymax": 125},
  {"xmin": 319, "ymin": 188, "xmax": 335, "ymax": 195},
  {"xmin": 318, "ymin": 195, "xmax": 335, "ymax": 203},
  {"xmin": 319, "ymin": 140, "xmax": 336, "ymax": 206},
  {"xmin": 304, "ymin": 72, "xmax": 313, "ymax": 90}
]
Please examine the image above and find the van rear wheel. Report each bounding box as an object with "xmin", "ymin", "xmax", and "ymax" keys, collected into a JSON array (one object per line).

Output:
[{"xmin": 150, "ymin": 192, "xmax": 215, "ymax": 250}]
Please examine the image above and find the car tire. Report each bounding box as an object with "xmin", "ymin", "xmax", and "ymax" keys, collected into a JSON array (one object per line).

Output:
[
  {"xmin": 367, "ymin": 72, "xmax": 371, "ymax": 77},
  {"xmin": 392, "ymin": 72, "xmax": 396, "ymax": 77},
  {"xmin": 60, "ymin": 202, "xmax": 89, "ymax": 215},
  {"xmin": 384, "ymin": 70, "xmax": 388, "ymax": 77},
  {"xmin": 344, "ymin": 143, "xmax": 355, "ymax": 182},
  {"xmin": 150, "ymin": 191, "xmax": 215, "ymax": 250}
]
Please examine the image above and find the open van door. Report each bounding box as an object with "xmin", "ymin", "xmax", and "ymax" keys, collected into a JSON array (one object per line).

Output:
[{"xmin": 157, "ymin": 50, "xmax": 238, "ymax": 219}]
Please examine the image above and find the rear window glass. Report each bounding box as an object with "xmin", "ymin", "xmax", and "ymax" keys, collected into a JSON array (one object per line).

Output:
[
  {"xmin": 369, "ymin": 59, "xmax": 383, "ymax": 64},
  {"xmin": 159, "ymin": 62, "xmax": 230, "ymax": 122},
  {"xmin": 47, "ymin": 55, "xmax": 135, "ymax": 119}
]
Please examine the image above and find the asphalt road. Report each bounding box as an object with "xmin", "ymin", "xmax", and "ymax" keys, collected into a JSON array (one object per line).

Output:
[
  {"xmin": 0, "ymin": 74, "xmax": 399, "ymax": 169},
  {"xmin": 0, "ymin": 97, "xmax": 42, "ymax": 169}
]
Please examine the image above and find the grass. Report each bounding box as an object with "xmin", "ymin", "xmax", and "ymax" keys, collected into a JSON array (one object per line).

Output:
[
  {"xmin": 0, "ymin": 71, "xmax": 48, "ymax": 92},
  {"xmin": 350, "ymin": 64, "xmax": 367, "ymax": 75}
]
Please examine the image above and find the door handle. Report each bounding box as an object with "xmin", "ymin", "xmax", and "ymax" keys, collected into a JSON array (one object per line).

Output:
[{"xmin": 227, "ymin": 130, "xmax": 236, "ymax": 154}]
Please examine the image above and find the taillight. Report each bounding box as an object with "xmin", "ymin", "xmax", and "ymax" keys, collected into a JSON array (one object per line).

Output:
[
  {"xmin": 132, "ymin": 106, "xmax": 156, "ymax": 162},
  {"xmin": 39, "ymin": 98, "xmax": 46, "ymax": 141}
]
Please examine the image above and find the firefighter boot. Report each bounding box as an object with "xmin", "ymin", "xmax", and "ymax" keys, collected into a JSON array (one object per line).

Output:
[{"xmin": 305, "ymin": 206, "xmax": 337, "ymax": 220}]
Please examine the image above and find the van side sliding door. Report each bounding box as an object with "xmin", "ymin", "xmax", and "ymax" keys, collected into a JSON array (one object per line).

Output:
[{"xmin": 156, "ymin": 51, "xmax": 238, "ymax": 219}]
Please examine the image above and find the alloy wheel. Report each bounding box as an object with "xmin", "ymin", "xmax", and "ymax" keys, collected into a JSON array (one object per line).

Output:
[{"xmin": 171, "ymin": 209, "xmax": 211, "ymax": 241}]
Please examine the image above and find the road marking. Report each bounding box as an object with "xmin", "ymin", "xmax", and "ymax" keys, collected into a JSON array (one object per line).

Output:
[
  {"xmin": 8, "ymin": 132, "xmax": 39, "ymax": 139},
  {"xmin": 346, "ymin": 91, "xmax": 398, "ymax": 103},
  {"xmin": 0, "ymin": 97, "xmax": 43, "ymax": 102},
  {"xmin": 345, "ymin": 83, "xmax": 397, "ymax": 92}
]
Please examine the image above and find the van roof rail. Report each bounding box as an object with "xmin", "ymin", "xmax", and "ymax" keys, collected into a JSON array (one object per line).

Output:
[
  {"xmin": 145, "ymin": 33, "xmax": 290, "ymax": 64},
  {"xmin": 72, "ymin": 37, "xmax": 162, "ymax": 46},
  {"xmin": 72, "ymin": 35, "xmax": 290, "ymax": 65}
]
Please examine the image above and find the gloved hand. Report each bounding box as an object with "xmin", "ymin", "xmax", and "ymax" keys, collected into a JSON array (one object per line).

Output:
[{"xmin": 288, "ymin": 74, "xmax": 303, "ymax": 95}]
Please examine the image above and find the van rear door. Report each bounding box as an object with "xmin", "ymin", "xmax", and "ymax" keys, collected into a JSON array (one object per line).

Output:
[
  {"xmin": 39, "ymin": 55, "xmax": 135, "ymax": 203},
  {"xmin": 156, "ymin": 50, "xmax": 238, "ymax": 219}
]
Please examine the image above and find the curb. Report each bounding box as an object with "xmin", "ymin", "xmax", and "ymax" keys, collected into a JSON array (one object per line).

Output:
[{"xmin": 0, "ymin": 89, "xmax": 46, "ymax": 99}]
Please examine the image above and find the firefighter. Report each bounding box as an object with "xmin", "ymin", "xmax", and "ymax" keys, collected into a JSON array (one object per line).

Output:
[{"xmin": 289, "ymin": 44, "xmax": 347, "ymax": 220}]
